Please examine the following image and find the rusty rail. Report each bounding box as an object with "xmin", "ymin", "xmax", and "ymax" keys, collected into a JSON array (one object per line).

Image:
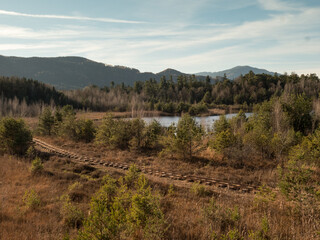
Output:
[{"xmin": 33, "ymin": 138, "xmax": 259, "ymax": 194}]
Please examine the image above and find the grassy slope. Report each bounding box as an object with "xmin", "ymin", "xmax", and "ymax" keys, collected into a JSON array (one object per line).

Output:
[{"xmin": 0, "ymin": 138, "xmax": 318, "ymax": 239}]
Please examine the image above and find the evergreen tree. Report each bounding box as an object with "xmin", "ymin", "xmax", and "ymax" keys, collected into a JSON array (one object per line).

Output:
[
  {"xmin": 38, "ymin": 107, "xmax": 54, "ymax": 135},
  {"xmin": 162, "ymin": 114, "xmax": 204, "ymax": 160},
  {"xmin": 77, "ymin": 168, "xmax": 165, "ymax": 240},
  {"xmin": 0, "ymin": 117, "xmax": 32, "ymax": 155}
]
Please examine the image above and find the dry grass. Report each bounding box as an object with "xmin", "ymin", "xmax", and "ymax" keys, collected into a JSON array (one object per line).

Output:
[
  {"xmin": 38, "ymin": 135, "xmax": 278, "ymax": 188},
  {"xmin": 1, "ymin": 150, "xmax": 319, "ymax": 239},
  {"xmin": 3, "ymin": 108, "xmax": 320, "ymax": 240},
  {"xmin": 0, "ymin": 154, "xmax": 104, "ymax": 240},
  {"xmin": 76, "ymin": 110, "xmax": 174, "ymax": 121}
]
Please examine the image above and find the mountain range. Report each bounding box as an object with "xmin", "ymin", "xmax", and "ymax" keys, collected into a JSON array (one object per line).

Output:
[{"xmin": 0, "ymin": 55, "xmax": 275, "ymax": 90}]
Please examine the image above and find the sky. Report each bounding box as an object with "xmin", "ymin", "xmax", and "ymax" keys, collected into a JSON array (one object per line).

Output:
[{"xmin": 0, "ymin": 0, "xmax": 319, "ymax": 75}]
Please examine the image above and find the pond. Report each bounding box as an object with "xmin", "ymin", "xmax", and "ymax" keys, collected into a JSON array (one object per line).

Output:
[{"xmin": 142, "ymin": 113, "xmax": 252, "ymax": 129}]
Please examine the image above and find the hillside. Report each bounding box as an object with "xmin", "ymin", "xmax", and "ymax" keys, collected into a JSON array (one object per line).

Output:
[
  {"xmin": 0, "ymin": 55, "xmax": 152, "ymax": 89},
  {"xmin": 0, "ymin": 55, "xmax": 277, "ymax": 90},
  {"xmin": 197, "ymin": 65, "xmax": 275, "ymax": 79},
  {"xmin": 0, "ymin": 55, "xmax": 205, "ymax": 90}
]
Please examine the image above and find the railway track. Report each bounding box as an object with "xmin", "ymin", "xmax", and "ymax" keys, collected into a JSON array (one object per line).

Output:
[{"xmin": 33, "ymin": 138, "xmax": 260, "ymax": 194}]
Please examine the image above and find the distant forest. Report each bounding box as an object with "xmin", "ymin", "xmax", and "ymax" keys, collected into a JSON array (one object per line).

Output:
[
  {"xmin": 0, "ymin": 76, "xmax": 80, "ymax": 116},
  {"xmin": 0, "ymin": 71, "xmax": 319, "ymax": 116}
]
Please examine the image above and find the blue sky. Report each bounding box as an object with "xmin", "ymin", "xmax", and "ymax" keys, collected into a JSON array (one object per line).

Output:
[{"xmin": 0, "ymin": 0, "xmax": 319, "ymax": 75}]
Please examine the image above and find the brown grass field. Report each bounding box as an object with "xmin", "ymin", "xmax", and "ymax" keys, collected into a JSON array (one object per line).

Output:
[{"xmin": 1, "ymin": 113, "xmax": 319, "ymax": 239}]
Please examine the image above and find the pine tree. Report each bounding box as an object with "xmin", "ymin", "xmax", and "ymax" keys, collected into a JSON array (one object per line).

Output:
[
  {"xmin": 0, "ymin": 117, "xmax": 32, "ymax": 155},
  {"xmin": 38, "ymin": 107, "xmax": 54, "ymax": 135}
]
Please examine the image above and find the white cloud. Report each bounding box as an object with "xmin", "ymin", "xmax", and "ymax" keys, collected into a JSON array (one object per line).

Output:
[
  {"xmin": 257, "ymin": 0, "xmax": 301, "ymax": 11},
  {"xmin": 0, "ymin": 9, "xmax": 144, "ymax": 24},
  {"xmin": 0, "ymin": 25, "xmax": 85, "ymax": 39},
  {"xmin": 0, "ymin": 2, "xmax": 319, "ymax": 76},
  {"xmin": 0, "ymin": 43, "xmax": 65, "ymax": 51}
]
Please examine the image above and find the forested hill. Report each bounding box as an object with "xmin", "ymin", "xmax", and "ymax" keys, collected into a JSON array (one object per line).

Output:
[
  {"xmin": 0, "ymin": 55, "xmax": 208, "ymax": 90},
  {"xmin": 0, "ymin": 76, "xmax": 81, "ymax": 116},
  {"xmin": 0, "ymin": 55, "xmax": 275, "ymax": 90}
]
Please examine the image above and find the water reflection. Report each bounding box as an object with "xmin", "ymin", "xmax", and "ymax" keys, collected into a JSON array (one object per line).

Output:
[{"xmin": 142, "ymin": 113, "xmax": 252, "ymax": 129}]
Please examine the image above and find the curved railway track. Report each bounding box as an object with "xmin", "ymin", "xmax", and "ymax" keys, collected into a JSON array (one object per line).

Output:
[{"xmin": 33, "ymin": 138, "xmax": 260, "ymax": 194}]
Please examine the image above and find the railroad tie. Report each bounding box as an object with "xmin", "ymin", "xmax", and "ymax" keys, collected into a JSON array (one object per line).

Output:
[
  {"xmin": 229, "ymin": 184, "xmax": 241, "ymax": 191},
  {"xmin": 160, "ymin": 172, "xmax": 167, "ymax": 178},
  {"xmin": 33, "ymin": 138, "xmax": 263, "ymax": 195},
  {"xmin": 218, "ymin": 182, "xmax": 228, "ymax": 188},
  {"xmin": 123, "ymin": 165, "xmax": 129, "ymax": 170}
]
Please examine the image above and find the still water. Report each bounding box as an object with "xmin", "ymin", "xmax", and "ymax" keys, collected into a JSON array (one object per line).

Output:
[{"xmin": 142, "ymin": 113, "xmax": 252, "ymax": 129}]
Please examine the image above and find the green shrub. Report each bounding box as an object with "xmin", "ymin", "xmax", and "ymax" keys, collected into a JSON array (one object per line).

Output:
[
  {"xmin": 191, "ymin": 182, "xmax": 208, "ymax": 197},
  {"xmin": 95, "ymin": 114, "xmax": 133, "ymax": 149},
  {"xmin": 77, "ymin": 166, "xmax": 165, "ymax": 240},
  {"xmin": 68, "ymin": 182, "xmax": 83, "ymax": 192},
  {"xmin": 38, "ymin": 107, "xmax": 54, "ymax": 135},
  {"xmin": 74, "ymin": 119, "xmax": 96, "ymax": 143},
  {"xmin": 213, "ymin": 115, "xmax": 230, "ymax": 134},
  {"xmin": 143, "ymin": 120, "xmax": 163, "ymax": 149},
  {"xmin": 203, "ymin": 198, "xmax": 241, "ymax": 237},
  {"xmin": 167, "ymin": 184, "xmax": 175, "ymax": 197},
  {"xmin": 249, "ymin": 216, "xmax": 270, "ymax": 240},
  {"xmin": 188, "ymin": 103, "xmax": 208, "ymax": 116},
  {"xmin": 23, "ymin": 189, "xmax": 40, "ymax": 210},
  {"xmin": 176, "ymin": 102, "xmax": 191, "ymax": 114},
  {"xmin": 0, "ymin": 117, "xmax": 32, "ymax": 155},
  {"xmin": 26, "ymin": 145, "xmax": 36, "ymax": 159},
  {"xmin": 30, "ymin": 157, "xmax": 44, "ymax": 175},
  {"xmin": 129, "ymin": 118, "xmax": 145, "ymax": 150},
  {"xmin": 220, "ymin": 229, "xmax": 243, "ymax": 240},
  {"xmin": 161, "ymin": 114, "xmax": 204, "ymax": 160},
  {"xmin": 211, "ymin": 129, "xmax": 236, "ymax": 152},
  {"xmin": 124, "ymin": 164, "xmax": 141, "ymax": 188},
  {"xmin": 96, "ymin": 115, "xmax": 152, "ymax": 150},
  {"xmin": 60, "ymin": 194, "xmax": 84, "ymax": 228}
]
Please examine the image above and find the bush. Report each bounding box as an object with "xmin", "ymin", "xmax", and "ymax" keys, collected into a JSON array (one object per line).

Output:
[
  {"xmin": 124, "ymin": 164, "xmax": 141, "ymax": 187},
  {"xmin": 213, "ymin": 115, "xmax": 230, "ymax": 134},
  {"xmin": 248, "ymin": 216, "xmax": 270, "ymax": 240},
  {"xmin": 0, "ymin": 117, "xmax": 32, "ymax": 155},
  {"xmin": 129, "ymin": 118, "xmax": 145, "ymax": 150},
  {"xmin": 30, "ymin": 157, "xmax": 44, "ymax": 175},
  {"xmin": 96, "ymin": 114, "xmax": 133, "ymax": 149},
  {"xmin": 143, "ymin": 120, "xmax": 163, "ymax": 149},
  {"xmin": 57, "ymin": 106, "xmax": 77, "ymax": 138},
  {"xmin": 23, "ymin": 189, "xmax": 41, "ymax": 210},
  {"xmin": 96, "ymin": 115, "xmax": 149, "ymax": 150},
  {"xmin": 26, "ymin": 145, "xmax": 37, "ymax": 159},
  {"xmin": 77, "ymin": 166, "xmax": 165, "ymax": 240},
  {"xmin": 203, "ymin": 198, "xmax": 241, "ymax": 237},
  {"xmin": 60, "ymin": 194, "xmax": 84, "ymax": 228},
  {"xmin": 191, "ymin": 182, "xmax": 208, "ymax": 197},
  {"xmin": 161, "ymin": 114, "xmax": 204, "ymax": 160},
  {"xmin": 188, "ymin": 103, "xmax": 208, "ymax": 116},
  {"xmin": 74, "ymin": 119, "xmax": 96, "ymax": 143},
  {"xmin": 176, "ymin": 102, "xmax": 191, "ymax": 114},
  {"xmin": 211, "ymin": 129, "xmax": 236, "ymax": 153},
  {"xmin": 47, "ymin": 105, "xmax": 96, "ymax": 142}
]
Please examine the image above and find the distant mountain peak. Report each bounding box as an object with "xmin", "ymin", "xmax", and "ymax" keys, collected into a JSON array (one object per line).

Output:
[
  {"xmin": 157, "ymin": 68, "xmax": 183, "ymax": 75},
  {"xmin": 196, "ymin": 66, "xmax": 275, "ymax": 79}
]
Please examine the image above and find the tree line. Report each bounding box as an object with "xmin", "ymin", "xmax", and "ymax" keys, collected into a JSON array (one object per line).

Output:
[
  {"xmin": 65, "ymin": 72, "xmax": 320, "ymax": 115},
  {"xmin": 0, "ymin": 76, "xmax": 81, "ymax": 117},
  {"xmin": 1, "ymin": 72, "xmax": 320, "ymax": 116}
]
